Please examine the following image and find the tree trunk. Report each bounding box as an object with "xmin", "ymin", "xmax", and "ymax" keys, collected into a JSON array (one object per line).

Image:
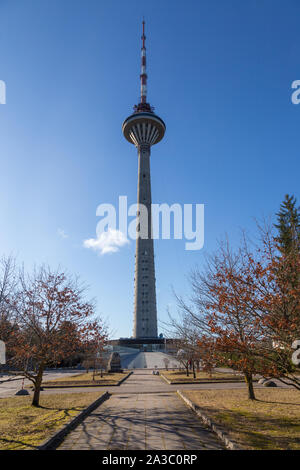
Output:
[
  {"xmin": 192, "ymin": 361, "xmax": 196, "ymax": 379},
  {"xmin": 186, "ymin": 364, "xmax": 189, "ymax": 377},
  {"xmin": 244, "ymin": 372, "xmax": 256, "ymax": 400},
  {"xmin": 93, "ymin": 361, "xmax": 95, "ymax": 381},
  {"xmin": 32, "ymin": 363, "xmax": 45, "ymax": 407}
]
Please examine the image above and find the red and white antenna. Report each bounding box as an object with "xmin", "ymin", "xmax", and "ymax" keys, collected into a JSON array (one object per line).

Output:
[
  {"xmin": 134, "ymin": 19, "xmax": 154, "ymax": 113},
  {"xmin": 140, "ymin": 19, "xmax": 147, "ymax": 104}
]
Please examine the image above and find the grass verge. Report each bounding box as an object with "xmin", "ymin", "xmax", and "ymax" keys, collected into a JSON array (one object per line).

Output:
[
  {"xmin": 182, "ymin": 388, "xmax": 300, "ymax": 450},
  {"xmin": 162, "ymin": 370, "xmax": 245, "ymax": 383},
  {"xmin": 41, "ymin": 371, "xmax": 127, "ymax": 387},
  {"xmin": 0, "ymin": 391, "xmax": 103, "ymax": 450}
]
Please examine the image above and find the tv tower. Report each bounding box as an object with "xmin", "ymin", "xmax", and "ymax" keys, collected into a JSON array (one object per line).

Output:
[{"xmin": 122, "ymin": 20, "xmax": 166, "ymax": 339}]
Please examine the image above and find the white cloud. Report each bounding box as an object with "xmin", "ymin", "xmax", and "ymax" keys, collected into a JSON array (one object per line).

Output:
[
  {"xmin": 83, "ymin": 229, "xmax": 129, "ymax": 255},
  {"xmin": 57, "ymin": 228, "xmax": 69, "ymax": 239}
]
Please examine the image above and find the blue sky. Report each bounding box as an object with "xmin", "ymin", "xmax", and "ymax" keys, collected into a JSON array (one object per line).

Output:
[{"xmin": 0, "ymin": 0, "xmax": 299, "ymax": 338}]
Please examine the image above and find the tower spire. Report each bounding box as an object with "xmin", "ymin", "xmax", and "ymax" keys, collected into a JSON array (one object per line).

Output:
[
  {"xmin": 135, "ymin": 19, "xmax": 153, "ymax": 113},
  {"xmin": 140, "ymin": 19, "xmax": 147, "ymax": 104}
]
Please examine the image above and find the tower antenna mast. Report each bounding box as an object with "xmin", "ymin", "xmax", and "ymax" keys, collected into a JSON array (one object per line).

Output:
[
  {"xmin": 135, "ymin": 20, "xmax": 153, "ymax": 113},
  {"xmin": 140, "ymin": 19, "xmax": 147, "ymax": 105}
]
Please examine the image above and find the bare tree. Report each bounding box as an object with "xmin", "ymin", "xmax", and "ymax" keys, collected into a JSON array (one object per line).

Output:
[
  {"xmin": 0, "ymin": 255, "xmax": 17, "ymax": 343},
  {"xmin": 164, "ymin": 311, "xmax": 202, "ymax": 378},
  {"xmin": 163, "ymin": 357, "xmax": 170, "ymax": 371}
]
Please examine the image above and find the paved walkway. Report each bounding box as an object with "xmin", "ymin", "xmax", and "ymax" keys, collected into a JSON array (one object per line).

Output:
[{"xmin": 58, "ymin": 371, "xmax": 224, "ymax": 450}]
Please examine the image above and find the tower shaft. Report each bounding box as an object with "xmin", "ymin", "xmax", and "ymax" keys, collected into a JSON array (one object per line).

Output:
[{"xmin": 133, "ymin": 143, "xmax": 157, "ymax": 338}]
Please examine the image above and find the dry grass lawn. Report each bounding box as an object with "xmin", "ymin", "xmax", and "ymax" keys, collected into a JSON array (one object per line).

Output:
[
  {"xmin": 41, "ymin": 371, "xmax": 127, "ymax": 387},
  {"xmin": 183, "ymin": 388, "xmax": 300, "ymax": 450},
  {"xmin": 0, "ymin": 391, "xmax": 103, "ymax": 450},
  {"xmin": 163, "ymin": 370, "xmax": 243, "ymax": 383}
]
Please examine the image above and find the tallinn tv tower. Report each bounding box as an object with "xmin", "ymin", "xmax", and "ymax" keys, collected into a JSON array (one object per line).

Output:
[{"xmin": 122, "ymin": 21, "xmax": 166, "ymax": 339}]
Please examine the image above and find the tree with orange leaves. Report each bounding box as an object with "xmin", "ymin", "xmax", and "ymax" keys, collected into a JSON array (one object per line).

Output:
[
  {"xmin": 191, "ymin": 242, "xmax": 261, "ymax": 399},
  {"xmin": 238, "ymin": 221, "xmax": 300, "ymax": 390},
  {"xmin": 10, "ymin": 265, "xmax": 105, "ymax": 407},
  {"xmin": 176, "ymin": 225, "xmax": 300, "ymax": 398}
]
